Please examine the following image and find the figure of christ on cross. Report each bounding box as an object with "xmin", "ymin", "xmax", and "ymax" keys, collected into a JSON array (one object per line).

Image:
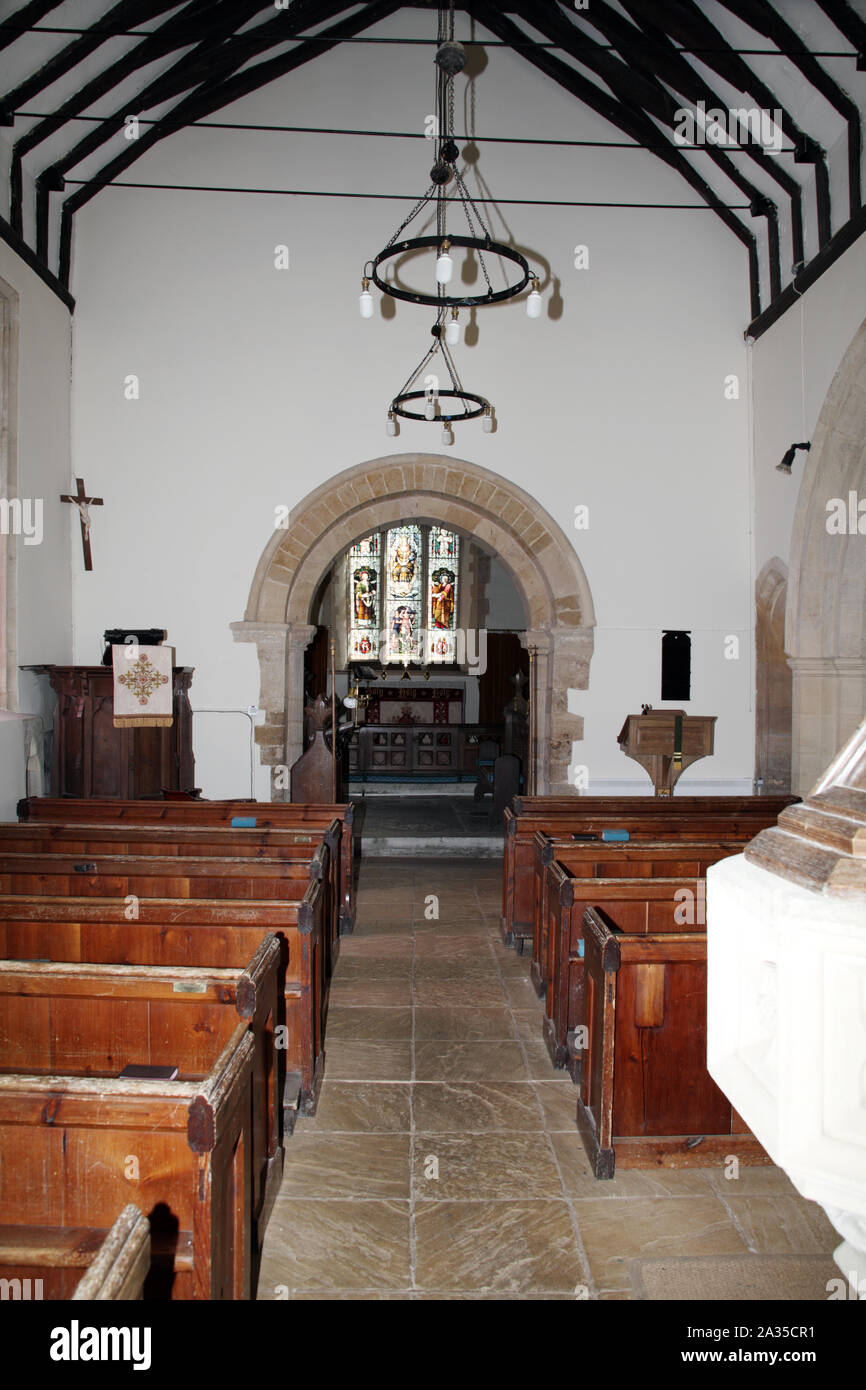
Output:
[{"xmin": 60, "ymin": 477, "xmax": 103, "ymax": 571}]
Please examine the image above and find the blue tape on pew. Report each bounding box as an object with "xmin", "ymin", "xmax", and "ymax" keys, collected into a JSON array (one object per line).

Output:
[
  {"xmin": 577, "ymin": 941, "xmax": 585, "ymax": 958},
  {"xmin": 231, "ymin": 816, "xmax": 257, "ymax": 828},
  {"xmin": 601, "ymin": 829, "xmax": 630, "ymax": 842}
]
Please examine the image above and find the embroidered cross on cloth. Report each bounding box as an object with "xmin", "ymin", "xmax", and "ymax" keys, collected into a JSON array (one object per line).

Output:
[{"xmin": 112, "ymin": 645, "xmax": 174, "ymax": 728}]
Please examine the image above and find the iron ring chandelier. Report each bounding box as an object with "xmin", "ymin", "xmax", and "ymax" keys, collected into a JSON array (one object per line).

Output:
[
  {"xmin": 390, "ymin": 388, "xmax": 489, "ymax": 422},
  {"xmin": 368, "ymin": 236, "xmax": 531, "ymax": 309}
]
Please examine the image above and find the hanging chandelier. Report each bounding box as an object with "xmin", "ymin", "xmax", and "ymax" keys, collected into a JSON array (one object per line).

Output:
[
  {"xmin": 359, "ymin": 2, "xmax": 543, "ymax": 325},
  {"xmin": 386, "ymin": 314, "xmax": 494, "ymax": 444}
]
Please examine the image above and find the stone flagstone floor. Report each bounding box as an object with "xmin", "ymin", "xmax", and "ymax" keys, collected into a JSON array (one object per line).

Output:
[{"xmin": 257, "ymin": 857, "xmax": 840, "ymax": 1301}]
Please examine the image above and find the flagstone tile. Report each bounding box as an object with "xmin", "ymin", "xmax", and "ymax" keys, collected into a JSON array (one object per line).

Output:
[
  {"xmin": 413, "ymin": 1133, "xmax": 563, "ymax": 1199},
  {"xmin": 414, "ymin": 1041, "xmax": 530, "ymax": 1083},
  {"xmin": 721, "ymin": 1195, "xmax": 839, "ymax": 1255},
  {"xmin": 258, "ymin": 1199, "xmax": 411, "ymax": 1292},
  {"xmin": 323, "ymin": 1041, "xmax": 412, "ymax": 1081},
  {"xmin": 296, "ymin": 1082, "xmax": 411, "ymax": 1133},
  {"xmin": 325, "ymin": 1006, "xmax": 413, "ymax": 1041},
  {"xmin": 574, "ymin": 1195, "xmax": 747, "ymax": 1292},
  {"xmin": 327, "ymin": 979, "xmax": 412, "ymax": 1007},
  {"xmin": 412, "ymin": 1081, "xmax": 544, "ymax": 1134},
  {"xmin": 279, "ymin": 1133, "xmax": 410, "ymax": 1199},
  {"xmin": 414, "ymin": 1006, "xmax": 516, "ymax": 1041},
  {"xmin": 531, "ymin": 1080, "xmax": 579, "ymax": 1131},
  {"xmin": 414, "ymin": 1200, "xmax": 585, "ymax": 1293},
  {"xmin": 413, "ymin": 978, "xmax": 508, "ymax": 1008}
]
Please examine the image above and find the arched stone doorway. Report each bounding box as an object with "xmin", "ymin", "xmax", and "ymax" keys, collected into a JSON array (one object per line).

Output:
[
  {"xmin": 232, "ymin": 454, "xmax": 596, "ymax": 794},
  {"xmin": 786, "ymin": 317, "xmax": 866, "ymax": 794}
]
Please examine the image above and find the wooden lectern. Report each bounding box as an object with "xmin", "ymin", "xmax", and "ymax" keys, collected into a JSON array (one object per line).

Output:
[{"xmin": 618, "ymin": 709, "xmax": 716, "ymax": 795}]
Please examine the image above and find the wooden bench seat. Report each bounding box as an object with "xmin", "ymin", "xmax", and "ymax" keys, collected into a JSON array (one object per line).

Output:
[
  {"xmin": 16, "ymin": 798, "xmax": 356, "ymax": 933},
  {"xmin": 530, "ymin": 836, "xmax": 745, "ymax": 999},
  {"xmin": 503, "ymin": 795, "xmax": 797, "ymax": 949},
  {"xmin": 0, "ymin": 887, "xmax": 326, "ymax": 1119},
  {"xmin": 577, "ymin": 905, "xmax": 768, "ymax": 1177},
  {"xmin": 0, "ymin": 1022, "xmax": 254, "ymax": 1298},
  {"xmin": 0, "ymin": 1204, "xmax": 151, "ymax": 1301},
  {"xmin": 0, "ymin": 937, "xmax": 282, "ymax": 1246}
]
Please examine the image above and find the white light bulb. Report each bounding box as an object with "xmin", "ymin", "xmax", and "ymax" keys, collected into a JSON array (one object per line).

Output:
[
  {"xmin": 483, "ymin": 412, "xmax": 493, "ymax": 433},
  {"xmin": 445, "ymin": 315, "xmax": 460, "ymax": 346},
  {"xmin": 441, "ymin": 424, "xmax": 452, "ymax": 445},
  {"xmin": 526, "ymin": 288, "xmax": 542, "ymax": 319},
  {"xmin": 386, "ymin": 414, "xmax": 397, "ymax": 437},
  {"xmin": 425, "ymin": 397, "xmax": 436, "ymax": 421},
  {"xmin": 359, "ymin": 289, "xmax": 373, "ymax": 318},
  {"xmin": 436, "ymin": 252, "xmax": 453, "ymax": 285}
]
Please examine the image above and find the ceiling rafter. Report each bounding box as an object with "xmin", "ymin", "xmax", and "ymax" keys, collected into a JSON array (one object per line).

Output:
[
  {"xmin": 572, "ymin": 0, "xmax": 804, "ymax": 270},
  {"xmin": 3, "ymin": 0, "xmax": 182, "ymax": 113},
  {"xmin": 9, "ymin": 0, "xmax": 247, "ymax": 234},
  {"xmin": 0, "ymin": 0, "xmax": 65, "ymax": 54},
  {"xmin": 468, "ymin": 0, "xmax": 762, "ymax": 315},
  {"xmin": 716, "ymin": 0, "xmax": 860, "ymax": 216},
  {"xmin": 621, "ymin": 0, "xmax": 833, "ymax": 249},
  {"xmin": 528, "ymin": 0, "xmax": 783, "ymax": 299},
  {"xmin": 57, "ymin": 1, "xmax": 402, "ymax": 285}
]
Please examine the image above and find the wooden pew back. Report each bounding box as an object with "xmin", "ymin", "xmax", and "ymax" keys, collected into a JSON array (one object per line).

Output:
[
  {"xmin": 577, "ymin": 906, "xmax": 767, "ymax": 1177},
  {"xmin": 0, "ymin": 1204, "xmax": 150, "ymax": 1301},
  {"xmin": 0, "ymin": 888, "xmax": 326, "ymax": 1117},
  {"xmin": 502, "ymin": 795, "xmax": 795, "ymax": 947}
]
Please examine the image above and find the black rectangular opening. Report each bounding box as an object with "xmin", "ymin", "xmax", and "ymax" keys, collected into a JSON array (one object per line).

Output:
[{"xmin": 661, "ymin": 630, "xmax": 691, "ymax": 701}]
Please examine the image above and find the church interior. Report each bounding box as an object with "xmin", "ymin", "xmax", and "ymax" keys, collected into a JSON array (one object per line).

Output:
[{"xmin": 0, "ymin": 0, "xmax": 864, "ymax": 1314}]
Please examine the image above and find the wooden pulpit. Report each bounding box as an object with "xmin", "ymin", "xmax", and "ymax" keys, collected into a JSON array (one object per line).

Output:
[{"xmin": 618, "ymin": 709, "xmax": 716, "ymax": 795}]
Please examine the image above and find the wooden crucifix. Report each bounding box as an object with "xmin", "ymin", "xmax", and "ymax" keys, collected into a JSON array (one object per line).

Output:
[{"xmin": 60, "ymin": 477, "xmax": 103, "ymax": 571}]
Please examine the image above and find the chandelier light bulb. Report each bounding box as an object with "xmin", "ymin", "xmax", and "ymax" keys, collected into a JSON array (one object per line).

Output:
[
  {"xmin": 436, "ymin": 241, "xmax": 453, "ymax": 285},
  {"xmin": 526, "ymin": 277, "xmax": 542, "ymax": 319},
  {"xmin": 482, "ymin": 409, "xmax": 494, "ymax": 433},
  {"xmin": 442, "ymin": 423, "xmax": 453, "ymax": 445},
  {"xmin": 386, "ymin": 413, "xmax": 397, "ymax": 437},
  {"xmin": 359, "ymin": 277, "xmax": 374, "ymax": 319},
  {"xmin": 445, "ymin": 310, "xmax": 460, "ymax": 346},
  {"xmin": 425, "ymin": 396, "xmax": 437, "ymax": 421}
]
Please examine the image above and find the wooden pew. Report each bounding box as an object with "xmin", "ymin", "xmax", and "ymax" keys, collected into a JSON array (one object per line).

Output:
[
  {"xmin": 0, "ymin": 1204, "xmax": 150, "ymax": 1301},
  {"xmin": 0, "ymin": 937, "xmax": 282, "ymax": 1246},
  {"xmin": 540, "ymin": 874, "xmax": 710, "ymax": 1075},
  {"xmin": 577, "ymin": 906, "xmax": 768, "ymax": 1177},
  {"xmin": 530, "ymin": 836, "xmax": 744, "ymax": 999},
  {"xmin": 0, "ymin": 1023, "xmax": 254, "ymax": 1298},
  {"xmin": 0, "ymin": 887, "xmax": 326, "ymax": 1120},
  {"xmin": 502, "ymin": 794, "xmax": 797, "ymax": 950},
  {"xmin": 0, "ymin": 819, "xmax": 344, "ymax": 979},
  {"xmin": 16, "ymin": 797, "xmax": 356, "ymax": 935}
]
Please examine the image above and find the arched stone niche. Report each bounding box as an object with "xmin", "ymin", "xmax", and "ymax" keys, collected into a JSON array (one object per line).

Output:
[
  {"xmin": 232, "ymin": 454, "xmax": 596, "ymax": 795},
  {"xmin": 755, "ymin": 557, "xmax": 792, "ymax": 793},
  {"xmin": 786, "ymin": 316, "xmax": 866, "ymax": 794}
]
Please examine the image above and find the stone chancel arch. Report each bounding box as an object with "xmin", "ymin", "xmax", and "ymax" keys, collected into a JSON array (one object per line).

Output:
[{"xmin": 232, "ymin": 455, "xmax": 596, "ymax": 794}]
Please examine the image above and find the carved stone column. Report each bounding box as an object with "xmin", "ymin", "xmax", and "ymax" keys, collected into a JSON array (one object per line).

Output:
[
  {"xmin": 284, "ymin": 624, "xmax": 318, "ymax": 790},
  {"xmin": 523, "ymin": 625, "xmax": 593, "ymax": 794},
  {"xmin": 789, "ymin": 656, "xmax": 866, "ymax": 795}
]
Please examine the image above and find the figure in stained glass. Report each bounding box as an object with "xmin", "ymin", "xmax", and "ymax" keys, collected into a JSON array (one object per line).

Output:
[
  {"xmin": 430, "ymin": 568, "xmax": 456, "ymax": 629},
  {"xmin": 353, "ymin": 567, "xmax": 377, "ymax": 625}
]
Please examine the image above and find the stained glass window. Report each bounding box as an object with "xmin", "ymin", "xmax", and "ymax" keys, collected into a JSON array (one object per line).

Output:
[
  {"xmin": 385, "ymin": 524, "xmax": 422, "ymax": 662},
  {"xmin": 427, "ymin": 527, "xmax": 459, "ymax": 663},
  {"xmin": 347, "ymin": 525, "xmax": 460, "ymax": 666},
  {"xmin": 347, "ymin": 533, "xmax": 381, "ymax": 662}
]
